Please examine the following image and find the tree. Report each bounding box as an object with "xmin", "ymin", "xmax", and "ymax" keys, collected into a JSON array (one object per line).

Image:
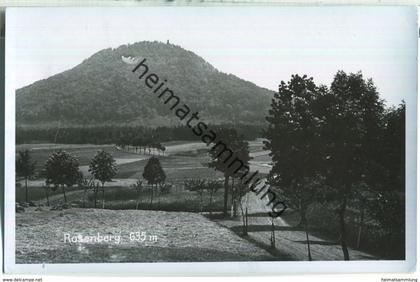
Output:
[
  {"xmin": 184, "ymin": 178, "xmax": 207, "ymax": 212},
  {"xmin": 44, "ymin": 150, "xmax": 80, "ymax": 203},
  {"xmin": 208, "ymin": 128, "xmax": 251, "ymax": 216},
  {"xmin": 92, "ymin": 182, "xmax": 101, "ymax": 208},
  {"xmin": 317, "ymin": 71, "xmax": 385, "ymax": 260},
  {"xmin": 264, "ymin": 74, "xmax": 324, "ymax": 260},
  {"xmin": 78, "ymin": 175, "xmax": 95, "ymax": 208},
  {"xmin": 230, "ymin": 143, "xmax": 252, "ymax": 217},
  {"xmin": 236, "ymin": 178, "xmax": 251, "ymax": 235},
  {"xmin": 351, "ymin": 183, "xmax": 371, "ymax": 249},
  {"xmin": 381, "ymin": 103, "xmax": 405, "ymax": 193},
  {"xmin": 142, "ymin": 157, "xmax": 166, "ymax": 206},
  {"xmin": 366, "ymin": 102, "xmax": 405, "ymax": 257},
  {"xmin": 89, "ymin": 150, "xmax": 118, "ymax": 209},
  {"xmin": 16, "ymin": 150, "xmax": 36, "ymax": 203},
  {"xmin": 159, "ymin": 182, "xmax": 172, "ymax": 194},
  {"xmin": 369, "ymin": 189, "xmax": 405, "ymax": 258},
  {"xmin": 206, "ymin": 180, "xmax": 222, "ymax": 215},
  {"xmin": 134, "ymin": 179, "xmax": 143, "ymax": 210}
]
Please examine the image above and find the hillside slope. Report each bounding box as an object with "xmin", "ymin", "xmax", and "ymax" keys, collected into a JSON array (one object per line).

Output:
[
  {"xmin": 16, "ymin": 208, "xmax": 277, "ymax": 263},
  {"xmin": 16, "ymin": 41, "xmax": 273, "ymax": 128}
]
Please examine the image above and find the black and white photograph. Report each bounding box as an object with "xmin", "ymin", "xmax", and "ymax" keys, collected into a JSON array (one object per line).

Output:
[{"xmin": 3, "ymin": 5, "xmax": 417, "ymax": 275}]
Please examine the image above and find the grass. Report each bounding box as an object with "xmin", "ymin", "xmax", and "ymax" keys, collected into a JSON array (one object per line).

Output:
[
  {"xmin": 19, "ymin": 245, "xmax": 275, "ymax": 263},
  {"xmin": 16, "ymin": 144, "xmax": 139, "ymax": 175},
  {"xmin": 116, "ymin": 153, "xmax": 222, "ymax": 181},
  {"xmin": 15, "ymin": 141, "xmax": 404, "ymax": 261},
  {"xmin": 18, "ymin": 142, "xmax": 223, "ymax": 181},
  {"xmin": 84, "ymin": 185, "xmax": 225, "ymax": 212},
  {"xmin": 15, "ymin": 141, "xmax": 225, "ymax": 213},
  {"xmin": 15, "ymin": 140, "xmax": 265, "ymax": 215},
  {"xmin": 15, "ymin": 184, "xmax": 81, "ymax": 203},
  {"xmin": 17, "ymin": 184, "xmax": 225, "ymax": 214},
  {"xmin": 16, "ymin": 208, "xmax": 275, "ymax": 263}
]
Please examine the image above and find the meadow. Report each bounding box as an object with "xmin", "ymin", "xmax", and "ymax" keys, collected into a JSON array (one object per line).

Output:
[
  {"xmin": 15, "ymin": 140, "xmax": 394, "ymax": 261},
  {"xmin": 15, "ymin": 141, "xmax": 234, "ymax": 212}
]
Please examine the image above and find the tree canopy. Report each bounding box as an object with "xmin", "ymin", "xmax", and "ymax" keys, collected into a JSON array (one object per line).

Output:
[
  {"xmin": 44, "ymin": 150, "xmax": 80, "ymax": 187},
  {"xmin": 89, "ymin": 150, "xmax": 118, "ymax": 185},
  {"xmin": 16, "ymin": 149, "xmax": 36, "ymax": 202},
  {"xmin": 16, "ymin": 150, "xmax": 36, "ymax": 180},
  {"xmin": 265, "ymin": 71, "xmax": 404, "ymax": 260},
  {"xmin": 142, "ymin": 157, "xmax": 166, "ymax": 186}
]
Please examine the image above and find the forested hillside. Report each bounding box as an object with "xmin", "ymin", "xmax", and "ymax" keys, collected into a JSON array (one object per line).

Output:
[{"xmin": 16, "ymin": 41, "xmax": 273, "ymax": 128}]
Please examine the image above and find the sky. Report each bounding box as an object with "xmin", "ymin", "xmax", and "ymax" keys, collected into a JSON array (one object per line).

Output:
[{"xmin": 7, "ymin": 6, "xmax": 418, "ymax": 106}]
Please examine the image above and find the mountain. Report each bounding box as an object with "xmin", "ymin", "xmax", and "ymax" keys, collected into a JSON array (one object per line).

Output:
[{"xmin": 16, "ymin": 41, "xmax": 274, "ymax": 128}]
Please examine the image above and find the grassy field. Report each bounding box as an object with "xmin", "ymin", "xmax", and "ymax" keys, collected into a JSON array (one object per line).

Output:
[
  {"xmin": 16, "ymin": 141, "xmax": 228, "ymax": 212},
  {"xmin": 82, "ymin": 185, "xmax": 225, "ymax": 212},
  {"xmin": 14, "ymin": 140, "xmax": 272, "ymax": 263},
  {"xmin": 16, "ymin": 144, "xmax": 138, "ymax": 173},
  {"xmin": 16, "ymin": 141, "xmax": 227, "ymax": 179},
  {"xmin": 115, "ymin": 153, "xmax": 221, "ymax": 180},
  {"xmin": 16, "ymin": 208, "xmax": 276, "ymax": 263},
  {"xmin": 16, "ymin": 183, "xmax": 84, "ymax": 203},
  {"xmin": 15, "ymin": 140, "xmax": 394, "ymax": 261},
  {"xmin": 18, "ymin": 184, "xmax": 225, "ymax": 213}
]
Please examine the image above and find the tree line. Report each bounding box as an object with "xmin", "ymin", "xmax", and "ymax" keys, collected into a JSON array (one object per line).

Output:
[
  {"xmin": 17, "ymin": 149, "xmax": 171, "ymax": 209},
  {"xmin": 17, "ymin": 149, "xmax": 119, "ymax": 208},
  {"xmin": 264, "ymin": 71, "xmax": 405, "ymax": 260},
  {"xmin": 42, "ymin": 150, "xmax": 118, "ymax": 208},
  {"xmin": 197, "ymin": 71, "xmax": 405, "ymax": 260},
  {"xmin": 16, "ymin": 124, "xmax": 263, "ymax": 145}
]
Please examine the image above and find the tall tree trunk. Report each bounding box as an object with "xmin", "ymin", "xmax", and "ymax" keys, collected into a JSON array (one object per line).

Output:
[
  {"xmin": 231, "ymin": 178, "xmax": 237, "ymax": 217},
  {"xmin": 239, "ymin": 201, "xmax": 248, "ymax": 236},
  {"xmin": 223, "ymin": 175, "xmax": 229, "ymax": 216},
  {"xmin": 294, "ymin": 191, "xmax": 306, "ymax": 227},
  {"xmin": 62, "ymin": 185, "xmax": 67, "ymax": 203},
  {"xmin": 209, "ymin": 189, "xmax": 214, "ymax": 215},
  {"xmin": 157, "ymin": 185, "xmax": 161, "ymax": 204},
  {"xmin": 83, "ymin": 186, "xmax": 87, "ymax": 208},
  {"xmin": 339, "ymin": 192, "xmax": 350, "ymax": 260},
  {"xmin": 150, "ymin": 184, "xmax": 154, "ymax": 206},
  {"xmin": 94, "ymin": 186, "xmax": 98, "ymax": 208},
  {"xmin": 46, "ymin": 186, "xmax": 50, "ymax": 207},
  {"xmin": 296, "ymin": 205, "xmax": 307, "ymax": 227},
  {"xmin": 270, "ymin": 219, "xmax": 276, "ymax": 249},
  {"xmin": 303, "ymin": 216, "xmax": 313, "ymax": 261},
  {"xmin": 246, "ymin": 207, "xmax": 248, "ymax": 233},
  {"xmin": 136, "ymin": 189, "xmax": 140, "ymax": 210},
  {"xmin": 102, "ymin": 183, "xmax": 105, "ymax": 209},
  {"xmin": 356, "ymin": 204, "xmax": 365, "ymax": 249},
  {"xmin": 200, "ymin": 188, "xmax": 203, "ymax": 213},
  {"xmin": 25, "ymin": 177, "xmax": 28, "ymax": 202}
]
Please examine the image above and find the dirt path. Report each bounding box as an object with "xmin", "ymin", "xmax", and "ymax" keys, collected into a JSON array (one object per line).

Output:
[{"xmin": 215, "ymin": 181, "xmax": 376, "ymax": 261}]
